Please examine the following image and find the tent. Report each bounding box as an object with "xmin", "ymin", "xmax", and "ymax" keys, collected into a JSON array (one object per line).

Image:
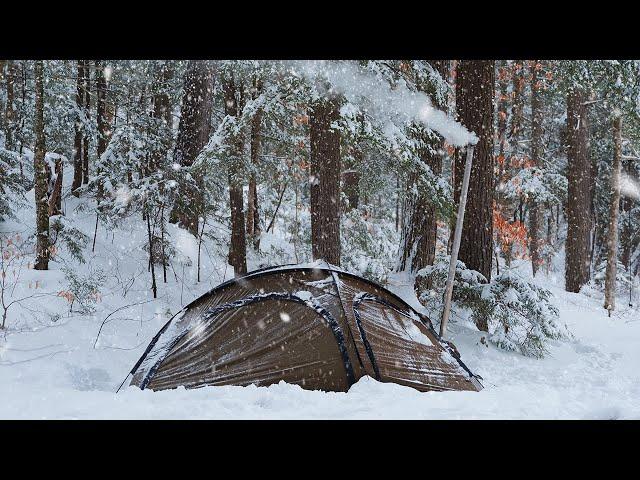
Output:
[{"xmin": 123, "ymin": 262, "xmax": 483, "ymax": 393}]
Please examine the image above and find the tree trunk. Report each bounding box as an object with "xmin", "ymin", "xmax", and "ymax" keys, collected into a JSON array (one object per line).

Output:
[
  {"xmin": 146, "ymin": 205, "xmax": 158, "ymax": 299},
  {"xmin": 604, "ymin": 115, "xmax": 622, "ymax": 314},
  {"xmin": 621, "ymin": 192, "xmax": 633, "ymax": 273},
  {"xmin": 309, "ymin": 95, "xmax": 341, "ymax": 266},
  {"xmin": 82, "ymin": 60, "xmax": 90, "ymax": 185},
  {"xmin": 508, "ymin": 62, "xmax": 526, "ymax": 142},
  {"xmin": 95, "ymin": 60, "xmax": 108, "ymax": 188},
  {"xmin": 171, "ymin": 60, "xmax": 213, "ymax": 236},
  {"xmin": 496, "ymin": 61, "xmax": 509, "ymax": 175},
  {"xmin": 529, "ymin": 61, "xmax": 543, "ymax": 276},
  {"xmin": 399, "ymin": 60, "xmax": 449, "ymax": 273},
  {"xmin": 246, "ymin": 78, "xmax": 263, "ymax": 250},
  {"xmin": 72, "ymin": 60, "xmax": 84, "ymax": 196},
  {"xmin": 151, "ymin": 61, "xmax": 173, "ymax": 173},
  {"xmin": 454, "ymin": 60, "xmax": 495, "ymax": 283},
  {"xmin": 33, "ymin": 61, "xmax": 49, "ymax": 271},
  {"xmin": 4, "ymin": 60, "xmax": 16, "ymax": 151},
  {"xmin": 152, "ymin": 61, "xmax": 173, "ymax": 127},
  {"xmin": 224, "ymin": 74, "xmax": 247, "ymax": 276},
  {"xmin": 395, "ymin": 175, "xmax": 400, "ymax": 232},
  {"xmin": 229, "ymin": 183, "xmax": 247, "ymax": 275},
  {"xmin": 160, "ymin": 204, "xmax": 167, "ymax": 284},
  {"xmin": 342, "ymin": 168, "xmax": 360, "ymax": 211},
  {"xmin": 48, "ymin": 156, "xmax": 63, "ymax": 216},
  {"xmin": 93, "ymin": 60, "xmax": 108, "ymax": 243},
  {"xmin": 565, "ymin": 87, "xmax": 592, "ymax": 293}
]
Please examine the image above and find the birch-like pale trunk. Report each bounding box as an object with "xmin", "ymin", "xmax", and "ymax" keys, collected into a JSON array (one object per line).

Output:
[{"xmin": 604, "ymin": 114, "xmax": 622, "ymax": 315}]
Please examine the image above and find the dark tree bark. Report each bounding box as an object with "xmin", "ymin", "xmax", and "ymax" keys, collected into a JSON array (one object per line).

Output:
[
  {"xmin": 509, "ymin": 62, "xmax": 526, "ymax": 141},
  {"xmin": 529, "ymin": 61, "xmax": 543, "ymax": 276},
  {"xmin": 152, "ymin": 61, "xmax": 173, "ymax": 127},
  {"xmin": 146, "ymin": 204, "xmax": 158, "ymax": 299},
  {"xmin": 48, "ymin": 156, "xmax": 63, "ymax": 216},
  {"xmin": 95, "ymin": 60, "xmax": 109, "ymax": 215},
  {"xmin": 246, "ymin": 77, "xmax": 263, "ymax": 250},
  {"xmin": 95, "ymin": 60, "xmax": 108, "ymax": 160},
  {"xmin": 148, "ymin": 61, "xmax": 173, "ymax": 176},
  {"xmin": 309, "ymin": 94, "xmax": 341, "ymax": 266},
  {"xmin": 82, "ymin": 60, "xmax": 90, "ymax": 185},
  {"xmin": 399, "ymin": 60, "xmax": 449, "ymax": 274},
  {"xmin": 496, "ymin": 62, "xmax": 509, "ymax": 173},
  {"xmin": 454, "ymin": 60, "xmax": 495, "ymax": 284},
  {"xmin": 223, "ymin": 73, "xmax": 247, "ymax": 276},
  {"xmin": 72, "ymin": 60, "xmax": 84, "ymax": 196},
  {"xmin": 33, "ymin": 61, "xmax": 49, "ymax": 271},
  {"xmin": 342, "ymin": 168, "xmax": 360, "ymax": 211},
  {"xmin": 150, "ymin": 62, "xmax": 173, "ymax": 284},
  {"xmin": 621, "ymin": 170, "xmax": 636, "ymax": 274},
  {"xmin": 565, "ymin": 87, "xmax": 592, "ymax": 293},
  {"xmin": 4, "ymin": 60, "xmax": 16, "ymax": 151},
  {"xmin": 171, "ymin": 60, "xmax": 213, "ymax": 236}
]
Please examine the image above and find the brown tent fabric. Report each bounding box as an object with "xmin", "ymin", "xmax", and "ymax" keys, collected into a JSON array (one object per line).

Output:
[{"xmin": 125, "ymin": 262, "xmax": 483, "ymax": 393}]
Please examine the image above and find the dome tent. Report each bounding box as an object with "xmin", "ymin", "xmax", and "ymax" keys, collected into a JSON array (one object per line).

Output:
[{"xmin": 122, "ymin": 261, "xmax": 483, "ymax": 393}]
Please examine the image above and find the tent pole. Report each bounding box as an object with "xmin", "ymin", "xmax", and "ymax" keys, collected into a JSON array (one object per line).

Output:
[{"xmin": 440, "ymin": 145, "xmax": 474, "ymax": 338}]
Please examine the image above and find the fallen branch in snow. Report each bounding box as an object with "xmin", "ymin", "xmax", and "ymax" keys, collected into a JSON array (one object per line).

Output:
[
  {"xmin": 0, "ymin": 348, "xmax": 76, "ymax": 366},
  {"xmin": 93, "ymin": 299, "xmax": 155, "ymax": 349}
]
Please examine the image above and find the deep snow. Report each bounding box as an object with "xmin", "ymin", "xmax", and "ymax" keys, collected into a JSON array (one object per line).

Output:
[{"xmin": 1, "ymin": 180, "xmax": 639, "ymax": 419}]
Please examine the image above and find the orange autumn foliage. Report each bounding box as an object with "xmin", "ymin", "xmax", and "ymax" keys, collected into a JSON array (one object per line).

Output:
[
  {"xmin": 445, "ymin": 144, "xmax": 456, "ymax": 157},
  {"xmin": 57, "ymin": 290, "xmax": 75, "ymax": 304},
  {"xmin": 493, "ymin": 207, "xmax": 529, "ymax": 259},
  {"xmin": 293, "ymin": 114, "xmax": 309, "ymax": 126}
]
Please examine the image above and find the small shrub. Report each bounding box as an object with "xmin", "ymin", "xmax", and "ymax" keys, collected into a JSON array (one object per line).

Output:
[
  {"xmin": 340, "ymin": 208, "xmax": 398, "ymax": 283},
  {"xmin": 142, "ymin": 233, "xmax": 176, "ymax": 267},
  {"xmin": 416, "ymin": 254, "xmax": 569, "ymax": 358},
  {"xmin": 50, "ymin": 216, "xmax": 89, "ymax": 264},
  {"xmin": 61, "ymin": 266, "xmax": 106, "ymax": 315},
  {"xmin": 589, "ymin": 260, "xmax": 633, "ymax": 296}
]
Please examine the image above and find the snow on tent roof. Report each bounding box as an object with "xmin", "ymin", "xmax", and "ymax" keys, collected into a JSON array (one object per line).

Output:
[{"xmin": 122, "ymin": 263, "xmax": 483, "ymax": 394}]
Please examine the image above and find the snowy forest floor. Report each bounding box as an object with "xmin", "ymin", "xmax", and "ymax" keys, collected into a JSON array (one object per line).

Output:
[{"xmin": 1, "ymin": 184, "xmax": 639, "ymax": 419}]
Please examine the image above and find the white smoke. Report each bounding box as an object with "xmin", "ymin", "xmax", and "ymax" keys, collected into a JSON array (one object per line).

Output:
[
  {"xmin": 287, "ymin": 60, "xmax": 477, "ymax": 147},
  {"xmin": 621, "ymin": 173, "xmax": 640, "ymax": 200}
]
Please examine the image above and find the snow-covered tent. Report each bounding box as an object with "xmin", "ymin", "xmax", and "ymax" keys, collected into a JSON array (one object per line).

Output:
[{"xmin": 124, "ymin": 262, "xmax": 483, "ymax": 393}]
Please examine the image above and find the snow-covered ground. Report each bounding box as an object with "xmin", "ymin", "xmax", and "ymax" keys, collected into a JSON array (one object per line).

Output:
[{"xmin": 1, "ymin": 183, "xmax": 639, "ymax": 419}]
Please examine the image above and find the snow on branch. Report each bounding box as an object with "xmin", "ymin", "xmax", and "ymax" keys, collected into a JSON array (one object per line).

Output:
[{"xmin": 288, "ymin": 60, "xmax": 478, "ymax": 147}]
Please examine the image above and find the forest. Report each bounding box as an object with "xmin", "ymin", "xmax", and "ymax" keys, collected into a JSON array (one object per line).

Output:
[{"xmin": 0, "ymin": 60, "xmax": 639, "ymax": 419}]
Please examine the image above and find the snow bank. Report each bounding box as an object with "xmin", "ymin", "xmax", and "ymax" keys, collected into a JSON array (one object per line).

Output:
[
  {"xmin": 1, "ymin": 261, "xmax": 639, "ymax": 419},
  {"xmin": 1, "ymin": 172, "xmax": 639, "ymax": 419}
]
